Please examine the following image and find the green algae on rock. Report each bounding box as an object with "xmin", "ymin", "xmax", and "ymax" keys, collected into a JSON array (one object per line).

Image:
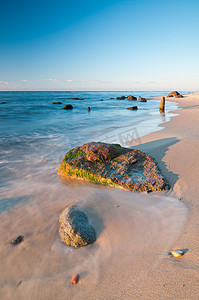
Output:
[
  {"xmin": 58, "ymin": 142, "xmax": 169, "ymax": 192},
  {"xmin": 59, "ymin": 204, "xmax": 96, "ymax": 248}
]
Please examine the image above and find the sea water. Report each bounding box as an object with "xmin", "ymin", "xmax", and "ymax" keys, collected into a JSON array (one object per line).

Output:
[
  {"xmin": 0, "ymin": 91, "xmax": 188, "ymax": 299},
  {"xmin": 0, "ymin": 91, "xmax": 178, "ymax": 212}
]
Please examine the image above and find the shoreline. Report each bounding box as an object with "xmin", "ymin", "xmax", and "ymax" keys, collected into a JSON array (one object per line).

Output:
[
  {"xmin": 132, "ymin": 92, "xmax": 199, "ymax": 298},
  {"xmin": 0, "ymin": 92, "xmax": 198, "ymax": 299}
]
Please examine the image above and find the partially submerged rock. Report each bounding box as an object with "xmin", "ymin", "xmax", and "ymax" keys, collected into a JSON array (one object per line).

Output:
[
  {"xmin": 138, "ymin": 97, "xmax": 147, "ymax": 102},
  {"xmin": 63, "ymin": 104, "xmax": 73, "ymax": 110},
  {"xmin": 116, "ymin": 96, "xmax": 126, "ymax": 100},
  {"xmin": 58, "ymin": 142, "xmax": 169, "ymax": 192},
  {"xmin": 53, "ymin": 101, "xmax": 62, "ymax": 104},
  {"xmin": 59, "ymin": 204, "xmax": 96, "ymax": 248},
  {"xmin": 127, "ymin": 106, "xmax": 138, "ymax": 110},
  {"xmin": 127, "ymin": 95, "xmax": 137, "ymax": 100}
]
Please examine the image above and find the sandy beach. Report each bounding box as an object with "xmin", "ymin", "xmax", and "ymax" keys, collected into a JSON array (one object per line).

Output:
[
  {"xmin": 0, "ymin": 92, "xmax": 199, "ymax": 299},
  {"xmin": 131, "ymin": 92, "xmax": 199, "ymax": 299}
]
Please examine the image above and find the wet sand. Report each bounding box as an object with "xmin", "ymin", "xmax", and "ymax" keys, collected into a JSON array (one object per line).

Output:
[
  {"xmin": 132, "ymin": 92, "xmax": 199, "ymax": 298},
  {"xmin": 0, "ymin": 92, "xmax": 198, "ymax": 299}
]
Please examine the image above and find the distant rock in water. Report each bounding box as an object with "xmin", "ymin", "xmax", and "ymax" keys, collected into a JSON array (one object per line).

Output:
[
  {"xmin": 167, "ymin": 91, "xmax": 180, "ymax": 97},
  {"xmin": 88, "ymin": 106, "xmax": 91, "ymax": 111},
  {"xmin": 138, "ymin": 97, "xmax": 147, "ymax": 102},
  {"xmin": 127, "ymin": 106, "xmax": 138, "ymax": 110},
  {"xmin": 58, "ymin": 142, "xmax": 169, "ymax": 192},
  {"xmin": 0, "ymin": 102, "xmax": 6, "ymax": 104},
  {"xmin": 52, "ymin": 101, "xmax": 62, "ymax": 104},
  {"xmin": 63, "ymin": 104, "xmax": 73, "ymax": 110},
  {"xmin": 116, "ymin": 96, "xmax": 126, "ymax": 100},
  {"xmin": 59, "ymin": 204, "xmax": 96, "ymax": 248},
  {"xmin": 72, "ymin": 98, "xmax": 84, "ymax": 100},
  {"xmin": 127, "ymin": 95, "xmax": 137, "ymax": 100}
]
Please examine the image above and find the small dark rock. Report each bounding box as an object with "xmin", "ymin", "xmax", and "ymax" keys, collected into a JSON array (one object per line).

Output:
[
  {"xmin": 52, "ymin": 101, "xmax": 62, "ymax": 104},
  {"xmin": 127, "ymin": 106, "xmax": 138, "ymax": 110},
  {"xmin": 72, "ymin": 98, "xmax": 84, "ymax": 100},
  {"xmin": 88, "ymin": 107, "xmax": 91, "ymax": 111},
  {"xmin": 146, "ymin": 189, "xmax": 152, "ymax": 194},
  {"xmin": 138, "ymin": 97, "xmax": 147, "ymax": 102},
  {"xmin": 16, "ymin": 280, "xmax": 23, "ymax": 286},
  {"xmin": 11, "ymin": 235, "xmax": 24, "ymax": 245},
  {"xmin": 100, "ymin": 99, "xmax": 104, "ymax": 101},
  {"xmin": 0, "ymin": 102, "xmax": 6, "ymax": 104},
  {"xmin": 63, "ymin": 104, "xmax": 73, "ymax": 110},
  {"xmin": 110, "ymin": 97, "xmax": 114, "ymax": 99},
  {"xmin": 116, "ymin": 96, "xmax": 126, "ymax": 100},
  {"xmin": 127, "ymin": 95, "xmax": 137, "ymax": 100}
]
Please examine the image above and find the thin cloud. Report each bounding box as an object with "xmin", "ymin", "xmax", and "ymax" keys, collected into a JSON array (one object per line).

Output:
[
  {"xmin": 0, "ymin": 81, "xmax": 9, "ymax": 85},
  {"xmin": 47, "ymin": 78, "xmax": 58, "ymax": 82}
]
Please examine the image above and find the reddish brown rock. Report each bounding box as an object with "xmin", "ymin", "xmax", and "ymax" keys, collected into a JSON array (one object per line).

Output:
[
  {"xmin": 81, "ymin": 142, "xmax": 118, "ymax": 162},
  {"xmin": 71, "ymin": 274, "xmax": 80, "ymax": 285},
  {"xmin": 167, "ymin": 91, "xmax": 180, "ymax": 97},
  {"xmin": 116, "ymin": 96, "xmax": 126, "ymax": 100},
  {"xmin": 127, "ymin": 95, "xmax": 137, "ymax": 100},
  {"xmin": 58, "ymin": 142, "xmax": 169, "ymax": 192}
]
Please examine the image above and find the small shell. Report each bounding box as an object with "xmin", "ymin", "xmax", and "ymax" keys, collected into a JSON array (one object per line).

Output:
[
  {"xmin": 71, "ymin": 274, "xmax": 80, "ymax": 285},
  {"xmin": 170, "ymin": 249, "xmax": 185, "ymax": 257}
]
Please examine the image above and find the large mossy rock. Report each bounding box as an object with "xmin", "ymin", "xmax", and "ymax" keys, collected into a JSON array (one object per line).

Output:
[
  {"xmin": 58, "ymin": 142, "xmax": 169, "ymax": 192},
  {"xmin": 59, "ymin": 204, "xmax": 96, "ymax": 248}
]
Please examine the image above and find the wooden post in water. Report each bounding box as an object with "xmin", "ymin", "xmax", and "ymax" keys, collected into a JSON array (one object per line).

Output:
[{"xmin": 160, "ymin": 96, "xmax": 165, "ymax": 112}]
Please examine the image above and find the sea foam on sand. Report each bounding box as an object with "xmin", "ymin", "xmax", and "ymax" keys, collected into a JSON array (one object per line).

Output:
[{"xmin": 0, "ymin": 178, "xmax": 187, "ymax": 300}]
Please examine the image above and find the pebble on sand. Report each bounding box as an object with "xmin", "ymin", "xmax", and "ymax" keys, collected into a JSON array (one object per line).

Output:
[
  {"xmin": 11, "ymin": 235, "xmax": 24, "ymax": 245},
  {"xmin": 71, "ymin": 274, "xmax": 80, "ymax": 285}
]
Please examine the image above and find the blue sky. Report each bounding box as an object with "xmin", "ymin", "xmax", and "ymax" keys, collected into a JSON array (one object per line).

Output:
[{"xmin": 0, "ymin": 0, "xmax": 199, "ymax": 91}]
